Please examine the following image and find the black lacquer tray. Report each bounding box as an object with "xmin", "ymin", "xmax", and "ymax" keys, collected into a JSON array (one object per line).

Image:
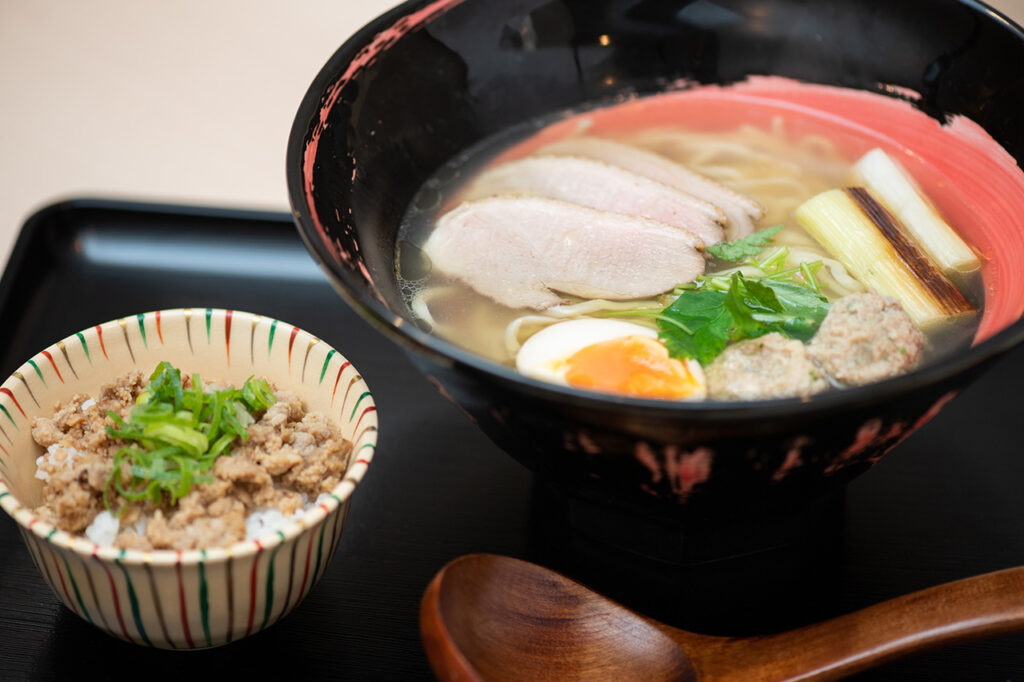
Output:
[{"xmin": 0, "ymin": 199, "xmax": 1022, "ymax": 680}]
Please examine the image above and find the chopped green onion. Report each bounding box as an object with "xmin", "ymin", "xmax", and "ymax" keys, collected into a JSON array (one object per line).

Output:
[
  {"xmin": 142, "ymin": 423, "xmax": 208, "ymax": 456},
  {"xmin": 210, "ymin": 433, "xmax": 237, "ymax": 457},
  {"xmin": 758, "ymin": 246, "xmax": 789, "ymax": 271},
  {"xmin": 102, "ymin": 362, "xmax": 276, "ymax": 515},
  {"xmin": 242, "ymin": 377, "xmax": 276, "ymax": 411},
  {"xmin": 800, "ymin": 262, "xmax": 820, "ymax": 293}
]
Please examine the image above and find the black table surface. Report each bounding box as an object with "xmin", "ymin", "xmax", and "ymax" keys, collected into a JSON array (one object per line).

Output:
[{"xmin": 1, "ymin": 199, "xmax": 1023, "ymax": 681}]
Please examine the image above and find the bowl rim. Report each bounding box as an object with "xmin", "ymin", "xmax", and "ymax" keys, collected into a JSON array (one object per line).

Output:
[
  {"xmin": 0, "ymin": 307, "xmax": 378, "ymax": 566},
  {"xmin": 286, "ymin": 0, "xmax": 1024, "ymax": 421}
]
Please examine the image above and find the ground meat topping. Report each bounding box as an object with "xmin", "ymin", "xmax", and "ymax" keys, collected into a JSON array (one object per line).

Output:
[
  {"xmin": 807, "ymin": 292, "xmax": 925, "ymax": 386},
  {"xmin": 31, "ymin": 372, "xmax": 352, "ymax": 551},
  {"xmin": 705, "ymin": 332, "xmax": 829, "ymax": 401}
]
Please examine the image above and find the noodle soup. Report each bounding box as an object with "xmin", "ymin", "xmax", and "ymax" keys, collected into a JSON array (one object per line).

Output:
[{"xmin": 397, "ymin": 86, "xmax": 984, "ymax": 402}]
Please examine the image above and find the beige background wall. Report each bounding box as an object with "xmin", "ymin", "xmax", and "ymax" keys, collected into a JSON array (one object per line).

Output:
[{"xmin": 1, "ymin": 0, "xmax": 1022, "ymax": 270}]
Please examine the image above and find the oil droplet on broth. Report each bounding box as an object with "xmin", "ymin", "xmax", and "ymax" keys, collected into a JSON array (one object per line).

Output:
[
  {"xmin": 397, "ymin": 239, "xmax": 432, "ymax": 281},
  {"xmin": 412, "ymin": 186, "xmax": 442, "ymax": 212}
]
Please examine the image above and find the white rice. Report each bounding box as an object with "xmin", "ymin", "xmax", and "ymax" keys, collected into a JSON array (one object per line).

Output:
[
  {"xmin": 244, "ymin": 492, "xmax": 333, "ymax": 542},
  {"xmin": 82, "ymin": 493, "xmax": 335, "ymax": 547},
  {"xmin": 85, "ymin": 511, "xmax": 120, "ymax": 546},
  {"xmin": 34, "ymin": 456, "xmax": 49, "ymax": 482},
  {"xmin": 35, "ymin": 444, "xmax": 80, "ymax": 482}
]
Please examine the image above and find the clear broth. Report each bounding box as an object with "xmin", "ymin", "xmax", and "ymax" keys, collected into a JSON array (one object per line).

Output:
[{"xmin": 396, "ymin": 105, "xmax": 982, "ymax": 384}]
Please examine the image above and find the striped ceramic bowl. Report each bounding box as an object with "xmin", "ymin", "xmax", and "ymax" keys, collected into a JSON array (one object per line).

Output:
[{"xmin": 0, "ymin": 308, "xmax": 377, "ymax": 649}]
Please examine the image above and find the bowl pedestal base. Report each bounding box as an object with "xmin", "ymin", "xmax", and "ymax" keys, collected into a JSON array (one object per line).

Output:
[{"xmin": 525, "ymin": 480, "xmax": 846, "ymax": 636}]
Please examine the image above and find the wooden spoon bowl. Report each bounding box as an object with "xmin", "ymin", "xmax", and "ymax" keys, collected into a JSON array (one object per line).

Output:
[{"xmin": 421, "ymin": 553, "xmax": 1024, "ymax": 681}]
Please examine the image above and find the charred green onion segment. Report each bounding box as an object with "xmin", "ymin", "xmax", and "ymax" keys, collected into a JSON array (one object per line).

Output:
[
  {"xmin": 103, "ymin": 362, "xmax": 276, "ymax": 512},
  {"xmin": 796, "ymin": 149, "xmax": 977, "ymax": 327}
]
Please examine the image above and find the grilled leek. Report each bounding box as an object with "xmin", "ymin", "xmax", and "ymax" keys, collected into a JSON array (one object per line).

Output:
[
  {"xmin": 851, "ymin": 148, "xmax": 980, "ymax": 273},
  {"xmin": 795, "ymin": 187, "xmax": 973, "ymax": 327}
]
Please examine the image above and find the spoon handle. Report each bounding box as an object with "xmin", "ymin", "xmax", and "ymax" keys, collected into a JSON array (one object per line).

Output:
[{"xmin": 684, "ymin": 566, "xmax": 1024, "ymax": 681}]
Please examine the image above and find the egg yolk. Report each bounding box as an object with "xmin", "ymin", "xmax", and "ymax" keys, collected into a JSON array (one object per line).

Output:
[{"xmin": 562, "ymin": 335, "xmax": 700, "ymax": 399}]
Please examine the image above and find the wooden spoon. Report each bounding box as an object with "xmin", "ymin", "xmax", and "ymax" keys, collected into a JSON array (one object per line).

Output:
[{"xmin": 420, "ymin": 553, "xmax": 1024, "ymax": 681}]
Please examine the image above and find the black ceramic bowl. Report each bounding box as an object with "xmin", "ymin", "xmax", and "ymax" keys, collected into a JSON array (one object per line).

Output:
[{"xmin": 286, "ymin": 0, "xmax": 1024, "ymax": 523}]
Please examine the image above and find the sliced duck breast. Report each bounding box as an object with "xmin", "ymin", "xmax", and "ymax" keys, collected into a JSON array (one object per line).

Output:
[
  {"xmin": 463, "ymin": 155, "xmax": 725, "ymax": 246},
  {"xmin": 539, "ymin": 136, "xmax": 764, "ymax": 239},
  {"xmin": 423, "ymin": 196, "xmax": 706, "ymax": 310}
]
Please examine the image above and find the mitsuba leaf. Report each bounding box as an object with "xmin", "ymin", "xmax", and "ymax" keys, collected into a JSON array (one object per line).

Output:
[
  {"xmin": 724, "ymin": 276, "xmax": 829, "ymax": 342},
  {"xmin": 705, "ymin": 225, "xmax": 784, "ymax": 261},
  {"xmin": 754, "ymin": 279, "xmax": 830, "ymax": 341},
  {"xmin": 657, "ymin": 289, "xmax": 732, "ymax": 365},
  {"xmin": 723, "ymin": 274, "xmax": 774, "ymax": 341},
  {"xmin": 653, "ymin": 273, "xmax": 830, "ymax": 366}
]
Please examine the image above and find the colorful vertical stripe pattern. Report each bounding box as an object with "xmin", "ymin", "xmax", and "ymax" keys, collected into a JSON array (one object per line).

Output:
[{"xmin": 0, "ymin": 308, "xmax": 376, "ymax": 649}]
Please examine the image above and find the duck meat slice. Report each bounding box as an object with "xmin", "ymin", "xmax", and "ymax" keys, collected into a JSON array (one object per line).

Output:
[
  {"xmin": 539, "ymin": 136, "xmax": 764, "ymax": 239},
  {"xmin": 463, "ymin": 155, "xmax": 725, "ymax": 246},
  {"xmin": 423, "ymin": 196, "xmax": 706, "ymax": 310}
]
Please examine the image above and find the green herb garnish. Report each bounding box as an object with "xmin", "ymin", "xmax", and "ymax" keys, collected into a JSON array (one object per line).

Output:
[
  {"xmin": 656, "ymin": 273, "xmax": 830, "ymax": 365},
  {"xmin": 706, "ymin": 224, "xmax": 784, "ymax": 261},
  {"xmin": 102, "ymin": 361, "xmax": 276, "ymax": 513},
  {"xmin": 598, "ymin": 225, "xmax": 830, "ymax": 364},
  {"xmin": 657, "ymin": 288, "xmax": 732, "ymax": 365}
]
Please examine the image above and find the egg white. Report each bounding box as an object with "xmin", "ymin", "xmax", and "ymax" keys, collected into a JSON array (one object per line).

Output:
[{"xmin": 516, "ymin": 319, "xmax": 658, "ymax": 385}]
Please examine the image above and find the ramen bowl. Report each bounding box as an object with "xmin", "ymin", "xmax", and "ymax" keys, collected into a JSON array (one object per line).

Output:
[
  {"xmin": 286, "ymin": 0, "xmax": 1024, "ymax": 522},
  {"xmin": 0, "ymin": 309, "xmax": 378, "ymax": 648}
]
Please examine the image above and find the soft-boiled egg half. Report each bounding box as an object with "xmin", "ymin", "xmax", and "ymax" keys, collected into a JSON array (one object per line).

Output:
[{"xmin": 515, "ymin": 318, "xmax": 706, "ymax": 400}]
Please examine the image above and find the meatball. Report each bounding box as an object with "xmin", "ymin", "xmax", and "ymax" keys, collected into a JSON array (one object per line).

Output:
[
  {"xmin": 706, "ymin": 333, "xmax": 828, "ymax": 401},
  {"xmin": 807, "ymin": 292, "xmax": 924, "ymax": 386}
]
